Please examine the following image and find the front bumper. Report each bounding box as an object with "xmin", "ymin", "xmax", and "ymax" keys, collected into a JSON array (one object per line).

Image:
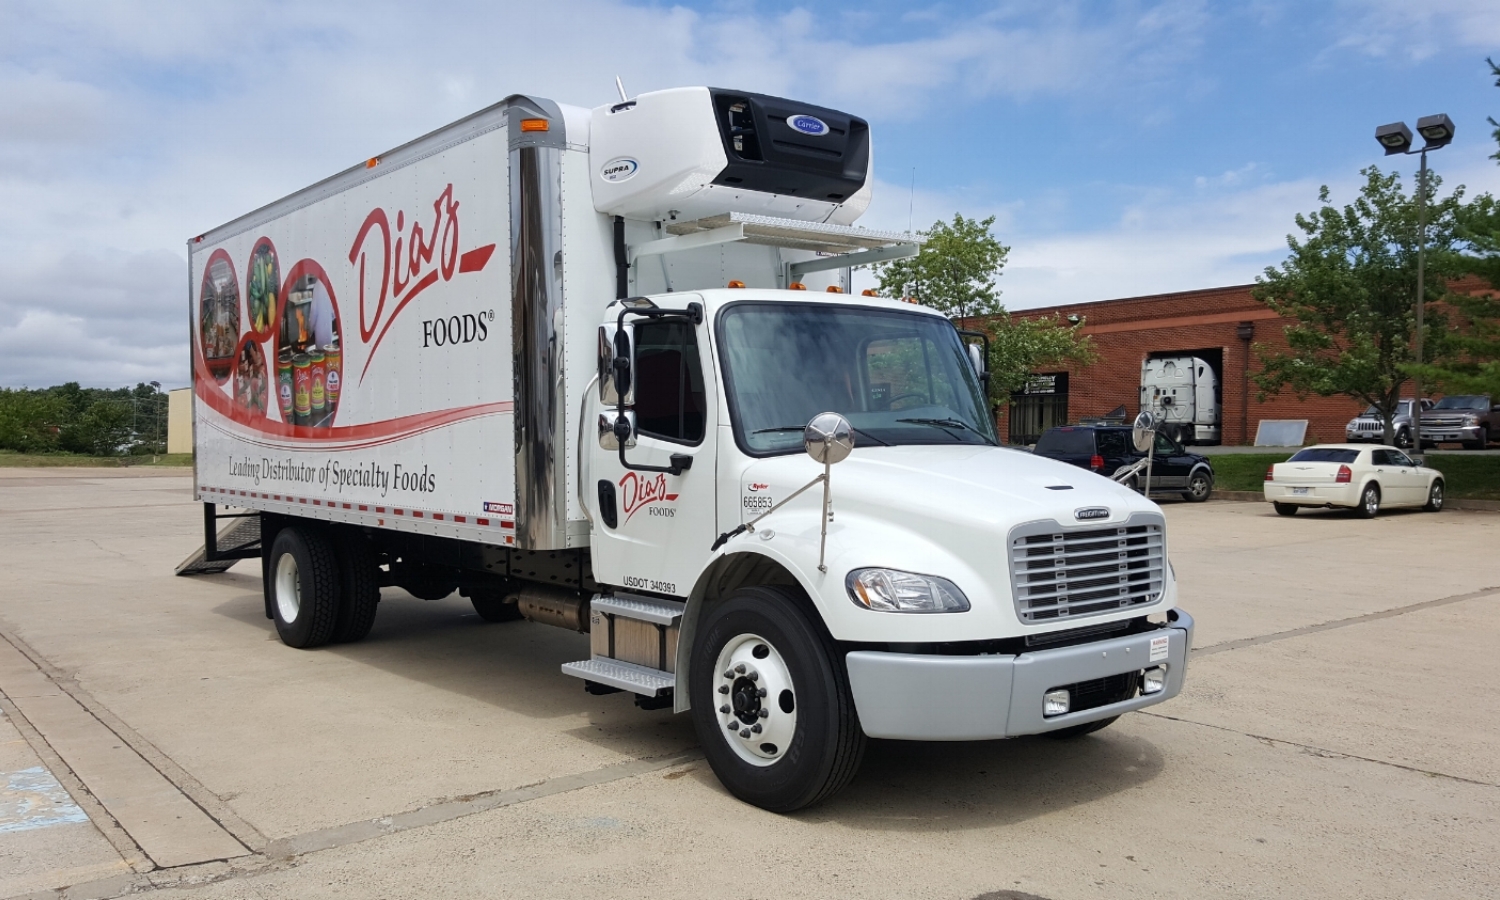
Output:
[
  {"xmin": 1422, "ymin": 426, "xmax": 1481, "ymax": 443},
  {"xmin": 846, "ymin": 609, "xmax": 1194, "ymax": 740}
]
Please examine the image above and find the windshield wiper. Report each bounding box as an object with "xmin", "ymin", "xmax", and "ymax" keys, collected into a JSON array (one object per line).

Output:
[
  {"xmin": 896, "ymin": 417, "xmax": 994, "ymax": 444},
  {"xmin": 751, "ymin": 424, "xmax": 890, "ymax": 446}
]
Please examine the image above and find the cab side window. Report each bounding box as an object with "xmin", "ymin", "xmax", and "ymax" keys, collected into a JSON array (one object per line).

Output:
[{"xmin": 632, "ymin": 320, "xmax": 706, "ymax": 444}]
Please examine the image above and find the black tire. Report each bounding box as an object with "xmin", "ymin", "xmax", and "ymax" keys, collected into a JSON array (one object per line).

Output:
[
  {"xmin": 1045, "ymin": 715, "xmax": 1120, "ymax": 739},
  {"xmin": 1182, "ymin": 471, "xmax": 1212, "ymax": 503},
  {"xmin": 1424, "ymin": 480, "xmax": 1445, "ymax": 512},
  {"xmin": 331, "ymin": 531, "xmax": 380, "ymax": 643},
  {"xmin": 1356, "ymin": 483, "xmax": 1380, "ymax": 519},
  {"xmin": 468, "ymin": 591, "xmax": 523, "ymax": 622},
  {"xmin": 689, "ymin": 585, "xmax": 866, "ymax": 812},
  {"xmin": 268, "ymin": 526, "xmax": 341, "ymax": 648},
  {"xmin": 1395, "ymin": 428, "xmax": 1412, "ymax": 449},
  {"xmin": 1273, "ymin": 502, "xmax": 1299, "ymax": 516},
  {"xmin": 1466, "ymin": 427, "xmax": 1489, "ymax": 451}
]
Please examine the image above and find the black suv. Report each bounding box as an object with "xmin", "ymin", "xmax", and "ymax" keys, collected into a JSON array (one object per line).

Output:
[{"xmin": 1032, "ymin": 425, "xmax": 1215, "ymax": 502}]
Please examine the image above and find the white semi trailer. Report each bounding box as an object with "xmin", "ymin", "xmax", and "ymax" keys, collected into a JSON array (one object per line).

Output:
[
  {"xmin": 187, "ymin": 85, "xmax": 1193, "ymax": 811},
  {"xmin": 1140, "ymin": 356, "xmax": 1221, "ymax": 445}
]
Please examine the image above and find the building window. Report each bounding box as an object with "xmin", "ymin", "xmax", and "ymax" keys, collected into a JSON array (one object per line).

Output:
[{"xmin": 1009, "ymin": 372, "xmax": 1068, "ymax": 445}]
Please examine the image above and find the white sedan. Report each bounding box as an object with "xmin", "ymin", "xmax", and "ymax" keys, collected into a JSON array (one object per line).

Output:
[{"xmin": 1263, "ymin": 444, "xmax": 1444, "ymax": 518}]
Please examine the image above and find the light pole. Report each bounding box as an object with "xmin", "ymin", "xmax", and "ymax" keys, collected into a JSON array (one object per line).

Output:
[
  {"xmin": 149, "ymin": 381, "xmax": 162, "ymax": 461},
  {"xmin": 1374, "ymin": 113, "xmax": 1454, "ymax": 451}
]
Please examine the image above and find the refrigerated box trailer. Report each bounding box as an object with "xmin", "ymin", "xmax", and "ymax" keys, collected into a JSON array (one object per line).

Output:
[{"xmin": 186, "ymin": 85, "xmax": 1193, "ymax": 811}]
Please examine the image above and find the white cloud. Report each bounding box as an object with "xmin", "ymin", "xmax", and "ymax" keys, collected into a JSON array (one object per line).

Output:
[{"xmin": 1333, "ymin": 0, "xmax": 1500, "ymax": 60}]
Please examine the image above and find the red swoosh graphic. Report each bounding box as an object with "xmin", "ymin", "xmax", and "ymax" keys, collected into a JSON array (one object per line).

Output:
[{"xmin": 195, "ymin": 380, "xmax": 511, "ymax": 449}]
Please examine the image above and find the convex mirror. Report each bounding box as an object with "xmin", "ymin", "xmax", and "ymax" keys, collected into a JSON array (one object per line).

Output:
[
  {"xmin": 805, "ymin": 412, "xmax": 855, "ymax": 465},
  {"xmin": 597, "ymin": 323, "xmax": 635, "ymax": 406},
  {"xmin": 1132, "ymin": 410, "xmax": 1157, "ymax": 453}
]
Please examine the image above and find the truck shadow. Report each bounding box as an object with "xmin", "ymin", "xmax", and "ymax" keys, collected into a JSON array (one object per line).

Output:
[
  {"xmin": 795, "ymin": 731, "xmax": 1164, "ymax": 830},
  {"xmin": 207, "ymin": 582, "xmax": 1161, "ymax": 821}
]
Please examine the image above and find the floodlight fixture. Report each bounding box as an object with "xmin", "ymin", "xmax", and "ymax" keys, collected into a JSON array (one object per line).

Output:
[
  {"xmin": 1415, "ymin": 113, "xmax": 1454, "ymax": 149},
  {"xmin": 1375, "ymin": 121, "xmax": 1413, "ymax": 155}
]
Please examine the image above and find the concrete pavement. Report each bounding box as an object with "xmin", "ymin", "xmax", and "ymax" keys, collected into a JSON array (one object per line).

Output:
[{"xmin": 0, "ymin": 468, "xmax": 1496, "ymax": 899}]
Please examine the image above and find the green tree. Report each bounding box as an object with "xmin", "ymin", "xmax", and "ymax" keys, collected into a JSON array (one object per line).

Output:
[
  {"xmin": 58, "ymin": 400, "xmax": 134, "ymax": 456},
  {"xmin": 1418, "ymin": 58, "xmax": 1500, "ymax": 398},
  {"xmin": 1253, "ymin": 166, "xmax": 1468, "ymax": 445},
  {"xmin": 0, "ymin": 389, "xmax": 66, "ymax": 452},
  {"xmin": 874, "ymin": 214, "xmax": 1010, "ymax": 318},
  {"xmin": 869, "ymin": 214, "xmax": 1094, "ymax": 411}
]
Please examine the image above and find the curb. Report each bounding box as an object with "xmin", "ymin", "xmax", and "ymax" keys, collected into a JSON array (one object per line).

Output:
[{"xmin": 1210, "ymin": 490, "xmax": 1500, "ymax": 512}]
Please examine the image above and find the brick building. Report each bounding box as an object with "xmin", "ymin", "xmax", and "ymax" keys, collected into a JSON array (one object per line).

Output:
[{"xmin": 992, "ymin": 280, "xmax": 1488, "ymax": 446}]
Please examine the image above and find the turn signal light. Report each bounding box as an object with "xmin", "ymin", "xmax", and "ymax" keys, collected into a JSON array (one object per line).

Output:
[
  {"xmin": 1265, "ymin": 466, "xmax": 1274, "ymax": 482},
  {"xmin": 1090, "ymin": 454, "xmax": 1104, "ymax": 471},
  {"xmin": 520, "ymin": 118, "xmax": 550, "ymax": 132},
  {"xmin": 366, "ymin": 157, "xmax": 380, "ymax": 169},
  {"xmin": 1335, "ymin": 464, "xmax": 1352, "ymax": 484},
  {"xmin": 789, "ymin": 282, "xmax": 807, "ymax": 291},
  {"xmin": 727, "ymin": 280, "xmax": 746, "ymax": 288},
  {"xmin": 826, "ymin": 286, "xmax": 843, "ymax": 293}
]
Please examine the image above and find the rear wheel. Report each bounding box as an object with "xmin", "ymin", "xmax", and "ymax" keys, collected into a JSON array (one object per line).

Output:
[
  {"xmin": 1356, "ymin": 483, "xmax": 1381, "ymax": 519},
  {"xmin": 269, "ymin": 526, "xmax": 341, "ymax": 648},
  {"xmin": 331, "ymin": 531, "xmax": 380, "ymax": 643},
  {"xmin": 689, "ymin": 586, "xmax": 865, "ymax": 812},
  {"xmin": 1424, "ymin": 480, "xmax": 1445, "ymax": 512},
  {"xmin": 1273, "ymin": 502, "xmax": 1299, "ymax": 517},
  {"xmin": 1182, "ymin": 471, "xmax": 1212, "ymax": 503}
]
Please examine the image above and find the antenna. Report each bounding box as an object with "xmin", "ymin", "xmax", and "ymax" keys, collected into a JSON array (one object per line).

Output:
[
  {"xmin": 907, "ymin": 168, "xmax": 916, "ymax": 235},
  {"xmin": 615, "ymin": 77, "xmax": 629, "ymax": 103}
]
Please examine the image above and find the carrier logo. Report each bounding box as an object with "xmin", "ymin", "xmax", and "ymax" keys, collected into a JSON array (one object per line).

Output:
[
  {"xmin": 747, "ymin": 482, "xmax": 770, "ymax": 492},
  {"xmin": 1074, "ymin": 507, "xmax": 1111, "ymax": 521},
  {"xmin": 600, "ymin": 157, "xmax": 639, "ymax": 183},
  {"xmin": 788, "ymin": 115, "xmax": 829, "ymax": 136}
]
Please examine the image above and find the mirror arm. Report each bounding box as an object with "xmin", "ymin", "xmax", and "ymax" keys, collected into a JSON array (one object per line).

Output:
[{"xmin": 612, "ymin": 301, "xmax": 705, "ymax": 477}]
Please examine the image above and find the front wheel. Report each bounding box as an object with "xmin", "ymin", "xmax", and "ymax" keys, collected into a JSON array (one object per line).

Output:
[
  {"xmin": 1356, "ymin": 483, "xmax": 1381, "ymax": 519},
  {"xmin": 1424, "ymin": 480, "xmax": 1445, "ymax": 512},
  {"xmin": 689, "ymin": 586, "xmax": 866, "ymax": 812},
  {"xmin": 1395, "ymin": 428, "xmax": 1412, "ymax": 449}
]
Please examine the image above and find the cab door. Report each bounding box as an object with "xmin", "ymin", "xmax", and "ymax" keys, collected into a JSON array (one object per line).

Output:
[{"xmin": 587, "ymin": 310, "xmax": 717, "ymax": 598}]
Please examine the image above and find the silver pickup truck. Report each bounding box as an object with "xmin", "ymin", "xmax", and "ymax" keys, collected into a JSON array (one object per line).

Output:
[
  {"xmin": 1420, "ymin": 395, "xmax": 1499, "ymax": 450},
  {"xmin": 1345, "ymin": 399, "xmax": 1430, "ymax": 449}
]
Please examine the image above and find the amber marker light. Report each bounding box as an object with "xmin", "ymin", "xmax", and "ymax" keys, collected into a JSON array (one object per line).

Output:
[
  {"xmin": 727, "ymin": 280, "xmax": 746, "ymax": 288},
  {"xmin": 520, "ymin": 119, "xmax": 550, "ymax": 132},
  {"xmin": 789, "ymin": 282, "xmax": 807, "ymax": 290},
  {"xmin": 366, "ymin": 157, "xmax": 380, "ymax": 168},
  {"xmin": 861, "ymin": 289, "xmax": 877, "ymax": 297},
  {"xmin": 826, "ymin": 286, "xmax": 843, "ymax": 293}
]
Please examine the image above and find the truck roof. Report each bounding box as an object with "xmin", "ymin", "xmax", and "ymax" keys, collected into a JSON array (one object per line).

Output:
[{"xmin": 647, "ymin": 288, "xmax": 949, "ymax": 318}]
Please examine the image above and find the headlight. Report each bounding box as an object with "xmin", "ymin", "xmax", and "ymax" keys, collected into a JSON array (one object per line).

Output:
[
  {"xmin": 1462, "ymin": 414, "xmax": 1479, "ymax": 427},
  {"xmin": 845, "ymin": 568, "xmax": 970, "ymax": 613}
]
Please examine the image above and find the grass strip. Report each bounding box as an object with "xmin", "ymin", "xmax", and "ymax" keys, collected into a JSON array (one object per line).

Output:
[
  {"xmin": 0, "ymin": 451, "xmax": 193, "ymax": 468},
  {"xmin": 1211, "ymin": 452, "xmax": 1500, "ymax": 500}
]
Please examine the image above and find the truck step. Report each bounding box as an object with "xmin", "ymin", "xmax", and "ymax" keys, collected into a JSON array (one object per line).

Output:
[
  {"xmin": 175, "ymin": 516, "xmax": 261, "ymax": 576},
  {"xmin": 591, "ymin": 593, "xmax": 684, "ymax": 625},
  {"xmin": 561, "ymin": 658, "xmax": 674, "ymax": 697}
]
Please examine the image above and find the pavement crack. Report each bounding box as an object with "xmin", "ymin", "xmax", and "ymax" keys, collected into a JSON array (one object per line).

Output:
[
  {"xmin": 1192, "ymin": 584, "xmax": 1500, "ymax": 657},
  {"xmin": 1138, "ymin": 710, "xmax": 1500, "ymax": 789}
]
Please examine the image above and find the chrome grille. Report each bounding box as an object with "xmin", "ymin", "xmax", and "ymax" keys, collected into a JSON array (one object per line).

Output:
[
  {"xmin": 1349, "ymin": 419, "xmax": 1382, "ymax": 435},
  {"xmin": 1426, "ymin": 415, "xmax": 1467, "ymax": 428},
  {"xmin": 1009, "ymin": 517, "xmax": 1165, "ymax": 623}
]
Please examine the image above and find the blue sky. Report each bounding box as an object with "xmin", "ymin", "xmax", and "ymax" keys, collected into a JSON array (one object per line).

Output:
[{"xmin": 1, "ymin": 0, "xmax": 1497, "ymax": 388}]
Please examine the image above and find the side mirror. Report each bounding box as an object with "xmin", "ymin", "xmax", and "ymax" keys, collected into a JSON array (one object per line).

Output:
[
  {"xmin": 966, "ymin": 343, "xmax": 985, "ymax": 379},
  {"xmin": 1411, "ymin": 455, "xmax": 1426, "ymax": 467},
  {"xmin": 598, "ymin": 324, "xmax": 635, "ymax": 405},
  {"xmin": 598, "ymin": 411, "xmax": 637, "ymax": 451},
  {"xmin": 804, "ymin": 412, "xmax": 855, "ymax": 465}
]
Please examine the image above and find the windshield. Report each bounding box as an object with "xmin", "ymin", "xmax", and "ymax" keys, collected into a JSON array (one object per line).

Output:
[
  {"xmin": 1432, "ymin": 395, "xmax": 1487, "ymax": 410},
  {"xmin": 718, "ymin": 302, "xmax": 996, "ymax": 454},
  {"xmin": 1360, "ymin": 401, "xmax": 1412, "ymax": 416}
]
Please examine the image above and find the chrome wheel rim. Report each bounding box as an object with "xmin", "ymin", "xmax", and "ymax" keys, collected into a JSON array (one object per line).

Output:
[
  {"xmin": 1430, "ymin": 484, "xmax": 1443, "ymax": 509},
  {"xmin": 1363, "ymin": 488, "xmax": 1379, "ymax": 515},
  {"xmin": 712, "ymin": 633, "xmax": 797, "ymax": 767},
  {"xmin": 275, "ymin": 554, "xmax": 301, "ymax": 623}
]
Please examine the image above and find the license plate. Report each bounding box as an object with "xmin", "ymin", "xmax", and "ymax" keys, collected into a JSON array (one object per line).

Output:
[{"xmin": 1291, "ymin": 487, "xmax": 1310, "ymax": 495}]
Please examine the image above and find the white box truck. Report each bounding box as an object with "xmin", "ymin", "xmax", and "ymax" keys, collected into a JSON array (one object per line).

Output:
[
  {"xmin": 1140, "ymin": 356, "xmax": 1221, "ymax": 445},
  {"xmin": 186, "ymin": 86, "xmax": 1193, "ymax": 811}
]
